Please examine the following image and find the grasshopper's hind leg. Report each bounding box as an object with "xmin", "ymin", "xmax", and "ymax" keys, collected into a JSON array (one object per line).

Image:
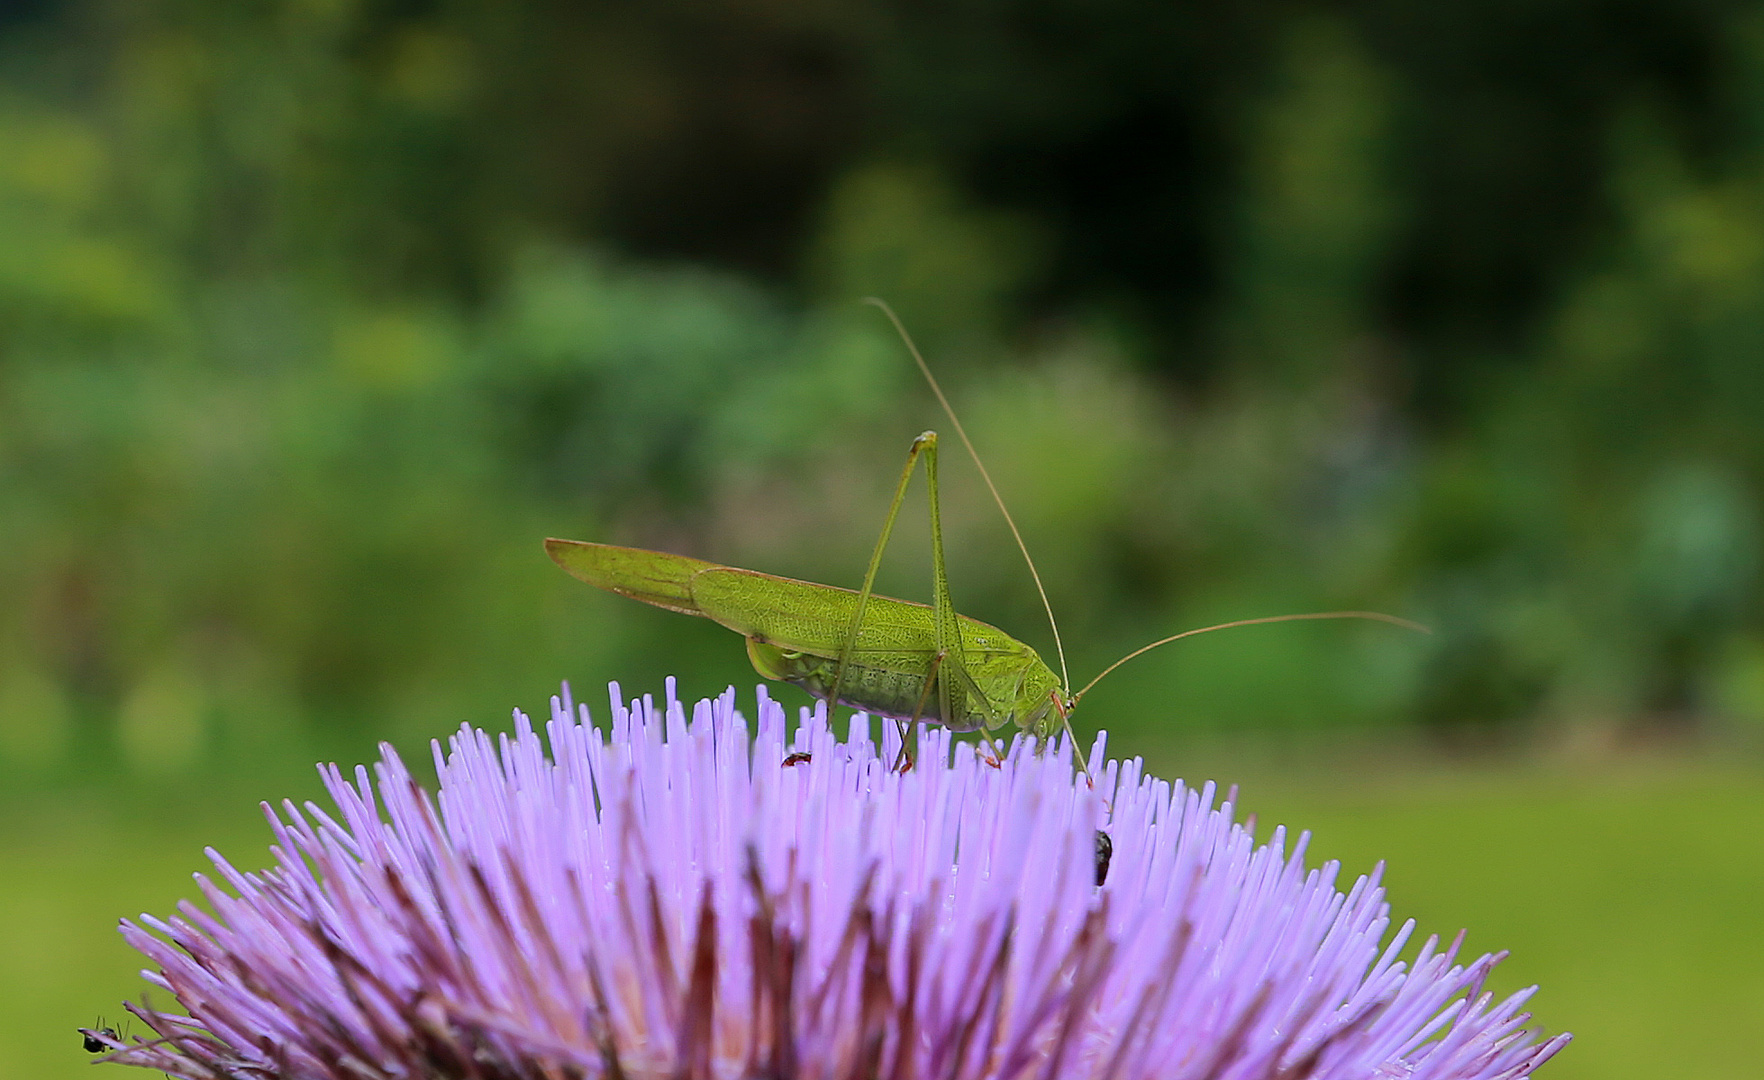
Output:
[{"xmin": 830, "ymin": 434, "xmax": 936, "ymax": 754}]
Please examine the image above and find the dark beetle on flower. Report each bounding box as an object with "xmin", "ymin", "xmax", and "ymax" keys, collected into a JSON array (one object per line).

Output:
[{"xmin": 1095, "ymin": 830, "xmax": 1113, "ymax": 887}]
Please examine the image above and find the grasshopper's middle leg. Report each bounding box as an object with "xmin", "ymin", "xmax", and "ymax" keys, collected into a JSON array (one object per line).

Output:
[{"xmin": 897, "ymin": 649, "xmax": 948, "ymax": 773}]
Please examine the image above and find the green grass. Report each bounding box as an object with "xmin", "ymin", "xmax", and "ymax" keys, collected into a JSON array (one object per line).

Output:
[
  {"xmin": 5, "ymin": 746, "xmax": 1758, "ymax": 1079},
  {"xmin": 0, "ymin": 780, "xmax": 319, "ymax": 1079},
  {"xmin": 1166, "ymin": 748, "xmax": 1764, "ymax": 1080}
]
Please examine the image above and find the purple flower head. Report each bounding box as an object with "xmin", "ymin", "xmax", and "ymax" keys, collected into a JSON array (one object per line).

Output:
[{"xmin": 103, "ymin": 681, "xmax": 1569, "ymax": 1079}]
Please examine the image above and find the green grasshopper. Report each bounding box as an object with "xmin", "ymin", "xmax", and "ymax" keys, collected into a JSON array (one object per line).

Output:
[{"xmin": 546, "ymin": 301, "xmax": 1423, "ymax": 770}]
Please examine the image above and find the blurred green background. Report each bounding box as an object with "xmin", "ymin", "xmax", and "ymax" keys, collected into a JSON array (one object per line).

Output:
[{"xmin": 0, "ymin": 1, "xmax": 1760, "ymax": 1077}]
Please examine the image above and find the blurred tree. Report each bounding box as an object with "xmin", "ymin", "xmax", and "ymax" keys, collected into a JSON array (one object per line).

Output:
[{"xmin": 4, "ymin": 0, "xmax": 1764, "ymax": 775}]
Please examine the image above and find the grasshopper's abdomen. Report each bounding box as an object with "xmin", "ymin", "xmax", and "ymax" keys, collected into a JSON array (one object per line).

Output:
[{"xmin": 745, "ymin": 638, "xmax": 983, "ymax": 731}]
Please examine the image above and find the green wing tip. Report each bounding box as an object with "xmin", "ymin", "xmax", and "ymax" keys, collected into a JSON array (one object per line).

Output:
[{"xmin": 543, "ymin": 537, "xmax": 584, "ymax": 569}]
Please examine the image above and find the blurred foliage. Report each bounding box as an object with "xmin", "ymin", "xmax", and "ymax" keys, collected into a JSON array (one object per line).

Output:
[{"xmin": 4, "ymin": 0, "xmax": 1764, "ymax": 787}]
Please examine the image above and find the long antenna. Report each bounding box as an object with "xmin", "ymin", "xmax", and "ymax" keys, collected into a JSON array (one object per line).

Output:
[
  {"xmin": 1071, "ymin": 610, "xmax": 1430, "ymax": 704},
  {"xmin": 863, "ymin": 298, "xmax": 1072, "ymax": 695}
]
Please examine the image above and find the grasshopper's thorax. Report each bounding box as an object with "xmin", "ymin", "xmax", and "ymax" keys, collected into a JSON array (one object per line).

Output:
[
  {"xmin": 1011, "ymin": 660, "xmax": 1065, "ymax": 740},
  {"xmin": 745, "ymin": 638, "xmax": 954, "ymax": 726},
  {"xmin": 746, "ymin": 634, "xmax": 1065, "ymax": 739}
]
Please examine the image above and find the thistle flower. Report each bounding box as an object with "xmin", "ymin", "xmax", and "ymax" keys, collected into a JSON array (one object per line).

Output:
[{"xmin": 96, "ymin": 680, "xmax": 1569, "ymax": 1079}]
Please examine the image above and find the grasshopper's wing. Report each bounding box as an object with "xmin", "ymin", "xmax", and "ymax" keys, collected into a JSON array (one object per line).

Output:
[
  {"xmin": 545, "ymin": 539, "xmax": 721, "ymax": 617},
  {"xmin": 687, "ymin": 566, "xmax": 942, "ymax": 655},
  {"xmin": 689, "ymin": 568, "xmax": 1027, "ymax": 664}
]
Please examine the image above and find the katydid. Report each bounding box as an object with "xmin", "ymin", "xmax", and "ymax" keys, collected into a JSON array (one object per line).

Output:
[
  {"xmin": 545, "ymin": 301, "xmax": 1424, "ymax": 771},
  {"xmin": 547, "ymin": 430, "xmax": 1064, "ymax": 766}
]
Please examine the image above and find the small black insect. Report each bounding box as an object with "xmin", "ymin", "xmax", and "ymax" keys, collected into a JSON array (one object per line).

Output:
[
  {"xmin": 782, "ymin": 752, "xmax": 812, "ymax": 767},
  {"xmin": 82, "ymin": 1021, "xmax": 119, "ymax": 1054},
  {"xmin": 1094, "ymin": 830, "xmax": 1113, "ymax": 887}
]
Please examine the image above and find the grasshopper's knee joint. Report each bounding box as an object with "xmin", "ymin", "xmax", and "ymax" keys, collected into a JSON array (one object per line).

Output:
[
  {"xmin": 914, "ymin": 431, "xmax": 937, "ymax": 449},
  {"xmin": 746, "ymin": 637, "xmax": 791, "ymax": 681}
]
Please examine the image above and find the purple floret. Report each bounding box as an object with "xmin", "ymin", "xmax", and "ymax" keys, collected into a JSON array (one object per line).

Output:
[{"xmin": 108, "ymin": 679, "xmax": 1569, "ymax": 1079}]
